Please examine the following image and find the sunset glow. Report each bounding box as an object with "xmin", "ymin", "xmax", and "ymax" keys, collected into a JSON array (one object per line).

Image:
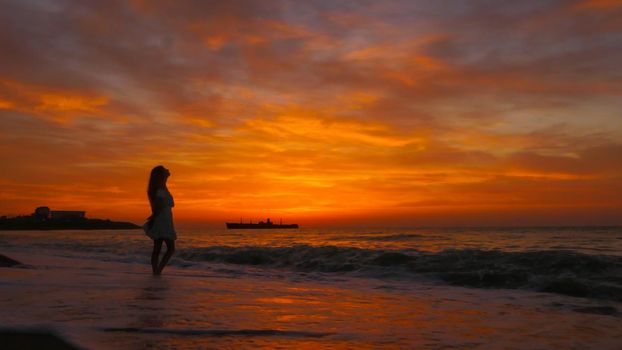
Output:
[{"xmin": 1, "ymin": 1, "xmax": 621, "ymax": 226}]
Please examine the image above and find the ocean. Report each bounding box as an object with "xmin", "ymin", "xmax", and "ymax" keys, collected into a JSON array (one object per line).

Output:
[{"xmin": 1, "ymin": 226, "xmax": 621, "ymax": 349}]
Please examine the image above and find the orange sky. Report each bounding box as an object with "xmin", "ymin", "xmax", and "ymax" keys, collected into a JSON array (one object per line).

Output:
[{"xmin": 1, "ymin": 0, "xmax": 621, "ymax": 226}]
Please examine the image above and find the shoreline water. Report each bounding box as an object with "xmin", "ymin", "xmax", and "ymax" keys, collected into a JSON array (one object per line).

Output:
[{"xmin": 1, "ymin": 227, "xmax": 621, "ymax": 349}]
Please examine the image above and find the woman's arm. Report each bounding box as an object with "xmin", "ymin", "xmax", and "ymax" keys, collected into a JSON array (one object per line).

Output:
[
  {"xmin": 155, "ymin": 190, "xmax": 169, "ymax": 215},
  {"xmin": 147, "ymin": 192, "xmax": 167, "ymax": 229}
]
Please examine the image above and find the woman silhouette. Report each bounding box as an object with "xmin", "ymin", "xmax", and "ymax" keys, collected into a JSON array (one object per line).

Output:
[{"xmin": 144, "ymin": 165, "xmax": 176, "ymax": 275}]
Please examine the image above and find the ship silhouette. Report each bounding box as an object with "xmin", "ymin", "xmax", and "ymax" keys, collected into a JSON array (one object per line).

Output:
[{"xmin": 226, "ymin": 218, "xmax": 298, "ymax": 229}]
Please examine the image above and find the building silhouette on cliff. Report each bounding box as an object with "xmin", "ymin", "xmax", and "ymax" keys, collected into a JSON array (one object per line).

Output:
[{"xmin": 34, "ymin": 206, "xmax": 86, "ymax": 220}]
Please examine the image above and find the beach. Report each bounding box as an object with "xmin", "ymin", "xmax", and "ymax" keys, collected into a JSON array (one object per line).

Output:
[{"xmin": 1, "ymin": 227, "xmax": 621, "ymax": 349}]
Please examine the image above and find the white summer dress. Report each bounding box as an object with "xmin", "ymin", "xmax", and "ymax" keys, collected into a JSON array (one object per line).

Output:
[{"xmin": 144, "ymin": 188, "xmax": 177, "ymax": 240}]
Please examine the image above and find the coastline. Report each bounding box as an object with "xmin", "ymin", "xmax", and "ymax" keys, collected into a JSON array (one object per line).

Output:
[
  {"xmin": 2, "ymin": 227, "xmax": 621, "ymax": 349},
  {"xmin": 0, "ymin": 218, "xmax": 140, "ymax": 231}
]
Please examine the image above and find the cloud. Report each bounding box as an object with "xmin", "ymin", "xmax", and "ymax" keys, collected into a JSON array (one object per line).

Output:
[
  {"xmin": 0, "ymin": 79, "xmax": 113, "ymax": 123},
  {"xmin": 573, "ymin": 0, "xmax": 622, "ymax": 11},
  {"xmin": 0, "ymin": 0, "xmax": 621, "ymax": 224}
]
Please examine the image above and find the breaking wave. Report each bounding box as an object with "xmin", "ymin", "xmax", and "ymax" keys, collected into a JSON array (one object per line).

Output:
[
  {"xmin": 335, "ymin": 233, "xmax": 424, "ymax": 242},
  {"xmin": 178, "ymin": 245, "xmax": 622, "ymax": 301}
]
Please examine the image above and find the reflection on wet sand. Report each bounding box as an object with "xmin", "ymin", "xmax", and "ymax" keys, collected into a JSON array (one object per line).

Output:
[{"xmin": 133, "ymin": 277, "xmax": 170, "ymax": 330}]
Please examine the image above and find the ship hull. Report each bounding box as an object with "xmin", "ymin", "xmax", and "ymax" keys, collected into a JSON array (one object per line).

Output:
[{"xmin": 226, "ymin": 223, "xmax": 299, "ymax": 229}]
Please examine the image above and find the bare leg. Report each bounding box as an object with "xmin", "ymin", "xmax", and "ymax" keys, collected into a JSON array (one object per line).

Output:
[
  {"xmin": 157, "ymin": 239, "xmax": 175, "ymax": 274},
  {"xmin": 151, "ymin": 239, "xmax": 163, "ymax": 275}
]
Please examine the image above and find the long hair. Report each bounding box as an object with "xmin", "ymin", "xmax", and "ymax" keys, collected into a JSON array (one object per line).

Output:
[{"xmin": 147, "ymin": 165, "xmax": 168, "ymax": 216}]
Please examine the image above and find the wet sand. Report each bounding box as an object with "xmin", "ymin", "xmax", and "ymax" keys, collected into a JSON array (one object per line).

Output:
[{"xmin": 1, "ymin": 249, "xmax": 621, "ymax": 349}]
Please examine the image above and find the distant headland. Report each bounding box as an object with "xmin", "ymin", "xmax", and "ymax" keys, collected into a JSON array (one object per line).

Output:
[{"xmin": 0, "ymin": 206, "xmax": 140, "ymax": 230}]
